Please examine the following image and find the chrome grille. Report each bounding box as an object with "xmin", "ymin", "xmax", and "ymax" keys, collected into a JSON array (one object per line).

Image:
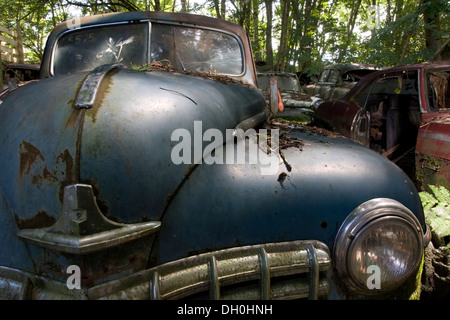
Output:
[{"xmin": 89, "ymin": 240, "xmax": 331, "ymax": 300}]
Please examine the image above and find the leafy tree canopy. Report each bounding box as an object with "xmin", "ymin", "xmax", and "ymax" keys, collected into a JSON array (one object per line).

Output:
[{"xmin": 0, "ymin": 0, "xmax": 448, "ymax": 74}]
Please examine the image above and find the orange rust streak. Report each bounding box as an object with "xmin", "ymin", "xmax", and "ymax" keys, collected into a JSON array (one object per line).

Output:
[{"xmin": 19, "ymin": 140, "xmax": 45, "ymax": 180}]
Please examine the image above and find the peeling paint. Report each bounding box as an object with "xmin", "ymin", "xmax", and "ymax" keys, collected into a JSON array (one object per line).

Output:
[
  {"xmin": 19, "ymin": 141, "xmax": 45, "ymax": 181},
  {"xmin": 57, "ymin": 149, "xmax": 76, "ymax": 203},
  {"xmin": 14, "ymin": 211, "xmax": 56, "ymax": 230}
]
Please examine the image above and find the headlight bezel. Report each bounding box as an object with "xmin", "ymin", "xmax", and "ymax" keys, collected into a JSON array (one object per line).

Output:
[{"xmin": 333, "ymin": 198, "xmax": 424, "ymax": 296}]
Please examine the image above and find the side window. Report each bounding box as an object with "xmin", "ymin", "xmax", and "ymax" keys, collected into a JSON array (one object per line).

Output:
[
  {"xmin": 427, "ymin": 70, "xmax": 450, "ymax": 110},
  {"xmin": 327, "ymin": 69, "xmax": 340, "ymax": 85},
  {"xmin": 362, "ymin": 70, "xmax": 419, "ymax": 111},
  {"xmin": 350, "ymin": 78, "xmax": 375, "ymax": 107},
  {"xmin": 358, "ymin": 70, "xmax": 421, "ymax": 153},
  {"xmin": 318, "ymin": 69, "xmax": 330, "ymax": 83},
  {"xmin": 276, "ymin": 76, "xmax": 301, "ymax": 92}
]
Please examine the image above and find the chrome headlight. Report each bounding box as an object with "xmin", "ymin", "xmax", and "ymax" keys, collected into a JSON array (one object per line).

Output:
[{"xmin": 334, "ymin": 198, "xmax": 424, "ymax": 295}]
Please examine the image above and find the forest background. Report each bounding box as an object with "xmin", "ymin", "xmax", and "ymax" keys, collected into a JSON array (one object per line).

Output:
[{"xmin": 0, "ymin": 0, "xmax": 449, "ymax": 78}]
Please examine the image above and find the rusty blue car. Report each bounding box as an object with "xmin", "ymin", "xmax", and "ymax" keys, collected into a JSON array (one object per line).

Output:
[{"xmin": 0, "ymin": 11, "xmax": 429, "ymax": 300}]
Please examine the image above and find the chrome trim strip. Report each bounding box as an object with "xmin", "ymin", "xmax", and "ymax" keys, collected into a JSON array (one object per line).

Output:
[
  {"xmin": 259, "ymin": 247, "xmax": 271, "ymax": 299},
  {"xmin": 235, "ymin": 110, "xmax": 268, "ymax": 132},
  {"xmin": 208, "ymin": 256, "xmax": 220, "ymax": 299},
  {"xmin": 74, "ymin": 64, "xmax": 122, "ymax": 109},
  {"xmin": 150, "ymin": 271, "xmax": 160, "ymax": 300},
  {"xmin": 307, "ymin": 244, "xmax": 319, "ymax": 300}
]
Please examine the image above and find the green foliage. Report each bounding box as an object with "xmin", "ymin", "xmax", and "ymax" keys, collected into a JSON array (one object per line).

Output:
[
  {"xmin": 0, "ymin": 0, "xmax": 448, "ymax": 69},
  {"xmin": 419, "ymin": 185, "xmax": 450, "ymax": 244},
  {"xmin": 0, "ymin": 0, "xmax": 73, "ymax": 63}
]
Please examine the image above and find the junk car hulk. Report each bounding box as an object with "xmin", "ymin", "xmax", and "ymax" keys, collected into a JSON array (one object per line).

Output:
[{"xmin": 0, "ymin": 11, "xmax": 430, "ymax": 300}]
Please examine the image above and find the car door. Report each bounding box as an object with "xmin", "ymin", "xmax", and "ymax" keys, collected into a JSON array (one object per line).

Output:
[{"xmin": 416, "ymin": 67, "xmax": 450, "ymax": 189}]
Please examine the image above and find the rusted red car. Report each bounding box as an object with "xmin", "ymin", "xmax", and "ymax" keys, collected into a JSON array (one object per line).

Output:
[{"xmin": 315, "ymin": 62, "xmax": 450, "ymax": 190}]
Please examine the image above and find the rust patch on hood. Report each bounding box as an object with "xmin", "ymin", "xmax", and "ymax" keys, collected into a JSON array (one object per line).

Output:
[
  {"xmin": 19, "ymin": 141, "xmax": 76, "ymax": 191},
  {"xmin": 19, "ymin": 141, "xmax": 45, "ymax": 180},
  {"xmin": 14, "ymin": 210, "xmax": 56, "ymax": 230},
  {"xmin": 57, "ymin": 149, "xmax": 76, "ymax": 203}
]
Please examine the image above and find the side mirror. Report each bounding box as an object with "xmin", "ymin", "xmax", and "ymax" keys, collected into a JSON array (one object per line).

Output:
[{"xmin": 268, "ymin": 77, "xmax": 284, "ymax": 115}]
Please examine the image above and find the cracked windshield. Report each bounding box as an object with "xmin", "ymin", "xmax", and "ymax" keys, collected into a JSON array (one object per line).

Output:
[
  {"xmin": 53, "ymin": 22, "xmax": 243, "ymax": 76},
  {"xmin": 53, "ymin": 23, "xmax": 148, "ymax": 75}
]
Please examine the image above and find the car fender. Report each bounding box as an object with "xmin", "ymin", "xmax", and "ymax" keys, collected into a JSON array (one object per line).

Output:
[{"xmin": 315, "ymin": 100, "xmax": 362, "ymax": 137}]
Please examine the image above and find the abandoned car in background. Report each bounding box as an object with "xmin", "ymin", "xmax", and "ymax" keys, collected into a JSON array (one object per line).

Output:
[
  {"xmin": 0, "ymin": 11, "xmax": 429, "ymax": 300},
  {"xmin": 0, "ymin": 63, "xmax": 40, "ymax": 98},
  {"xmin": 257, "ymin": 71, "xmax": 322, "ymax": 123},
  {"xmin": 315, "ymin": 62, "xmax": 450, "ymax": 191},
  {"xmin": 303, "ymin": 63, "xmax": 378, "ymax": 101}
]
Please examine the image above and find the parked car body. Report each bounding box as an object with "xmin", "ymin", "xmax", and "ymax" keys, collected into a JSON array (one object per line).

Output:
[
  {"xmin": 0, "ymin": 11, "xmax": 429, "ymax": 300},
  {"xmin": 3, "ymin": 63, "xmax": 40, "ymax": 82},
  {"xmin": 257, "ymin": 71, "xmax": 322, "ymax": 123},
  {"xmin": 1, "ymin": 63, "xmax": 40, "ymax": 98},
  {"xmin": 303, "ymin": 63, "xmax": 377, "ymax": 101},
  {"xmin": 315, "ymin": 62, "xmax": 450, "ymax": 190}
]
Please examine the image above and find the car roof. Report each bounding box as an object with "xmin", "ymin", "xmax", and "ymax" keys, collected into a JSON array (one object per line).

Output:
[
  {"xmin": 323, "ymin": 63, "xmax": 378, "ymax": 74},
  {"xmin": 342, "ymin": 61, "xmax": 450, "ymax": 99},
  {"xmin": 47, "ymin": 11, "xmax": 248, "ymax": 41},
  {"xmin": 3, "ymin": 64, "xmax": 40, "ymax": 71},
  {"xmin": 376, "ymin": 61, "xmax": 450, "ymax": 72}
]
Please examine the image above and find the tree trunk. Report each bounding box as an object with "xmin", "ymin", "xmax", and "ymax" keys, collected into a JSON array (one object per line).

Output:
[
  {"xmin": 252, "ymin": 0, "xmax": 261, "ymax": 61},
  {"xmin": 213, "ymin": 0, "xmax": 223, "ymax": 18},
  {"xmin": 276, "ymin": 0, "xmax": 290, "ymax": 71},
  {"xmin": 0, "ymin": 46, "xmax": 3, "ymax": 90},
  {"xmin": 15, "ymin": 20, "xmax": 24, "ymax": 64},
  {"xmin": 265, "ymin": 0, "xmax": 274, "ymax": 69},
  {"xmin": 293, "ymin": 0, "xmax": 324, "ymax": 73},
  {"xmin": 422, "ymin": 0, "xmax": 443, "ymax": 61},
  {"xmin": 153, "ymin": 0, "xmax": 162, "ymax": 11},
  {"xmin": 338, "ymin": 0, "xmax": 362, "ymax": 62}
]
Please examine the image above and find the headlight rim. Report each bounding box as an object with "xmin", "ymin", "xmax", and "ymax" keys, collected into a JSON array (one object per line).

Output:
[{"xmin": 333, "ymin": 198, "xmax": 424, "ymax": 295}]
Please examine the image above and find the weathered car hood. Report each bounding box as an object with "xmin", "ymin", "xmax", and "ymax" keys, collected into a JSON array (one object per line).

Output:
[
  {"xmin": 0, "ymin": 69, "xmax": 425, "ymax": 273},
  {"xmin": 152, "ymin": 127, "xmax": 426, "ymax": 264},
  {"xmin": 0, "ymin": 68, "xmax": 266, "ymax": 229}
]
